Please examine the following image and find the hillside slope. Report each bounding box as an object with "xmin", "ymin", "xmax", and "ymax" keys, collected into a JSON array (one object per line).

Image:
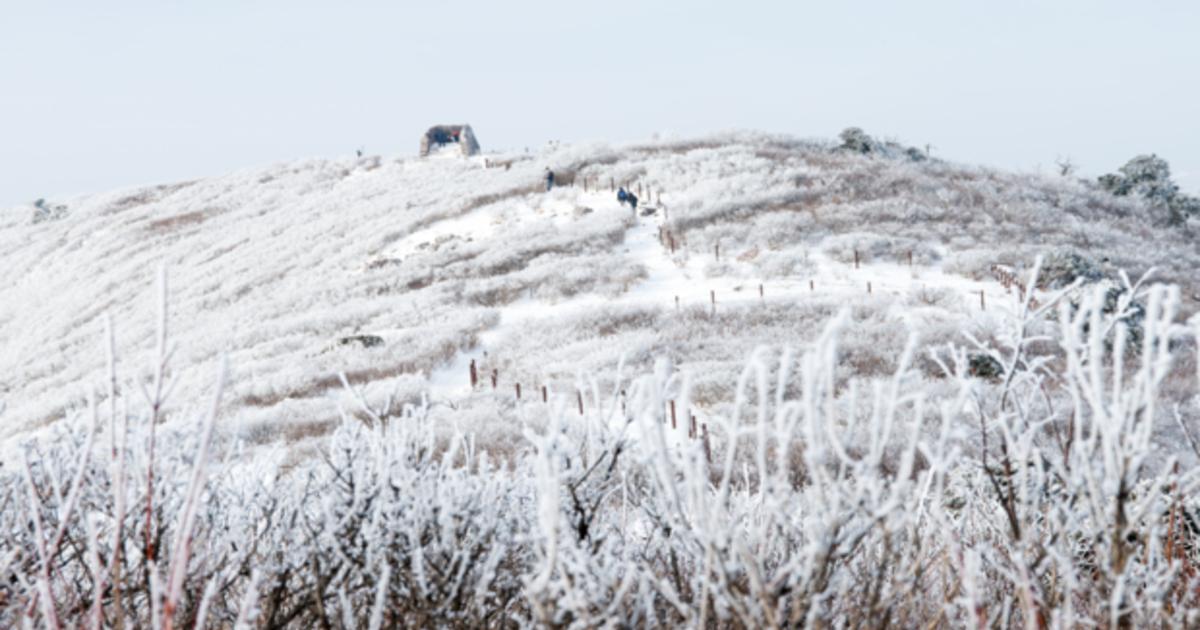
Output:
[{"xmin": 1, "ymin": 132, "xmax": 1196, "ymax": 449}]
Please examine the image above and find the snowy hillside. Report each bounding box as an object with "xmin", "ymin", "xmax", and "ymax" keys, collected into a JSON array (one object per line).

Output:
[
  {"xmin": 6, "ymin": 132, "xmax": 1200, "ymax": 627},
  {"xmin": 2, "ymin": 132, "xmax": 1196, "ymax": 448}
]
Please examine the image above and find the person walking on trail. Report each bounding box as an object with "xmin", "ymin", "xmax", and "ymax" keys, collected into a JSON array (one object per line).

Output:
[
  {"xmin": 628, "ymin": 192, "xmax": 639, "ymax": 213},
  {"xmin": 545, "ymin": 168, "xmax": 555, "ymax": 191},
  {"xmin": 617, "ymin": 187, "xmax": 628, "ymax": 206}
]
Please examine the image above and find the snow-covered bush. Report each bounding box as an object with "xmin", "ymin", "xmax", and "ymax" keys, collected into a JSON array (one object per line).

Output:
[
  {"xmin": 1099, "ymin": 154, "xmax": 1199, "ymax": 226},
  {"xmin": 30, "ymin": 198, "xmax": 68, "ymax": 223},
  {"xmin": 820, "ymin": 231, "xmax": 941, "ymax": 266},
  {"xmin": 1037, "ymin": 249, "xmax": 1104, "ymax": 289},
  {"xmin": 837, "ymin": 127, "xmax": 927, "ymax": 162}
]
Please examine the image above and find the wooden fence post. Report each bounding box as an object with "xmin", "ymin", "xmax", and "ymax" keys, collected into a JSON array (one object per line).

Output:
[
  {"xmin": 469, "ymin": 359, "xmax": 477, "ymax": 388},
  {"xmin": 714, "ymin": 243, "xmax": 720, "ymax": 261},
  {"xmin": 759, "ymin": 283, "xmax": 764, "ymax": 299},
  {"xmin": 868, "ymin": 281, "xmax": 872, "ymax": 294},
  {"xmin": 710, "ymin": 290, "xmax": 716, "ymax": 313},
  {"xmin": 541, "ymin": 385, "xmax": 548, "ymax": 402},
  {"xmin": 577, "ymin": 390, "xmax": 584, "ymax": 415},
  {"xmin": 515, "ymin": 383, "xmax": 521, "ymax": 400},
  {"xmin": 854, "ymin": 249, "xmax": 860, "ymax": 269},
  {"xmin": 810, "ymin": 279, "xmax": 814, "ymax": 291},
  {"xmin": 491, "ymin": 369, "xmax": 497, "ymax": 389},
  {"xmin": 907, "ymin": 250, "xmax": 913, "ymax": 267},
  {"xmin": 980, "ymin": 290, "xmax": 986, "ymax": 311},
  {"xmin": 670, "ymin": 400, "xmax": 677, "ymax": 429},
  {"xmin": 702, "ymin": 424, "xmax": 712, "ymax": 463}
]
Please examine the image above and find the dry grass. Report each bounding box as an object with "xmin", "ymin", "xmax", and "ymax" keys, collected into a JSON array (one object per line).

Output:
[
  {"xmin": 146, "ymin": 209, "xmax": 211, "ymax": 234},
  {"xmin": 100, "ymin": 180, "xmax": 196, "ymax": 215}
]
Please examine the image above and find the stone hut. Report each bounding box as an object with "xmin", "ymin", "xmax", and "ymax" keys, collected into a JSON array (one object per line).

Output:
[{"xmin": 419, "ymin": 124, "xmax": 481, "ymax": 157}]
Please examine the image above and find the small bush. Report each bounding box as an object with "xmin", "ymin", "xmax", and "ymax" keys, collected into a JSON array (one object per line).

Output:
[
  {"xmin": 1038, "ymin": 249, "xmax": 1104, "ymax": 289},
  {"xmin": 1099, "ymin": 154, "xmax": 1199, "ymax": 226},
  {"xmin": 968, "ymin": 352, "xmax": 1004, "ymax": 379}
]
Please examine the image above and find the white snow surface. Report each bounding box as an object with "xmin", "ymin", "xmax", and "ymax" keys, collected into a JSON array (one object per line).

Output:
[{"xmin": 1, "ymin": 132, "xmax": 1186, "ymax": 448}]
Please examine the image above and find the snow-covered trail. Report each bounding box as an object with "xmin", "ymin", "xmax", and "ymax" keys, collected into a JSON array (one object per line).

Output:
[{"xmin": 424, "ymin": 187, "xmax": 1022, "ymax": 403}]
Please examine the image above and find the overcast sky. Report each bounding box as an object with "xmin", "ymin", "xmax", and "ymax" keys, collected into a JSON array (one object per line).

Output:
[{"xmin": 3, "ymin": 0, "xmax": 1198, "ymax": 207}]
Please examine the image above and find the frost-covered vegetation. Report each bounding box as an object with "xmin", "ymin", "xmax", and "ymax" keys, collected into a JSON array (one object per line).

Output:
[
  {"xmin": 1098, "ymin": 154, "xmax": 1200, "ymax": 227},
  {"xmin": 3, "ymin": 132, "xmax": 1198, "ymax": 450},
  {"xmin": 4, "ymin": 263, "xmax": 1200, "ymax": 627},
  {"xmin": 4, "ymin": 131, "xmax": 1200, "ymax": 626}
]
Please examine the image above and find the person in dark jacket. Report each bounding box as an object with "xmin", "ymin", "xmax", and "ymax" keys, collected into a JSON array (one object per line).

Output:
[
  {"xmin": 617, "ymin": 187, "xmax": 628, "ymax": 205},
  {"xmin": 628, "ymin": 192, "xmax": 639, "ymax": 212},
  {"xmin": 545, "ymin": 168, "xmax": 555, "ymax": 191}
]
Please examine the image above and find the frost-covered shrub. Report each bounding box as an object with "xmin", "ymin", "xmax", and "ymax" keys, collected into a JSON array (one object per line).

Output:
[
  {"xmin": 837, "ymin": 127, "xmax": 927, "ymax": 162},
  {"xmin": 967, "ymin": 352, "xmax": 1004, "ymax": 379},
  {"xmin": 755, "ymin": 245, "xmax": 815, "ymax": 278},
  {"xmin": 1099, "ymin": 154, "xmax": 1199, "ymax": 226},
  {"xmin": 943, "ymin": 248, "xmax": 1007, "ymax": 280},
  {"xmin": 1100, "ymin": 154, "xmax": 1176, "ymax": 201},
  {"xmin": 1037, "ymin": 249, "xmax": 1104, "ymax": 289},
  {"xmin": 30, "ymin": 198, "xmax": 69, "ymax": 224},
  {"xmin": 820, "ymin": 231, "xmax": 940, "ymax": 265},
  {"xmin": 838, "ymin": 126, "xmax": 879, "ymax": 154}
]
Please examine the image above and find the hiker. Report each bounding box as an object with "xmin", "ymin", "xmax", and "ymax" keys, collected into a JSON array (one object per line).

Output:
[
  {"xmin": 545, "ymin": 168, "xmax": 555, "ymax": 191},
  {"xmin": 628, "ymin": 192, "xmax": 639, "ymax": 213},
  {"xmin": 617, "ymin": 187, "xmax": 628, "ymax": 205}
]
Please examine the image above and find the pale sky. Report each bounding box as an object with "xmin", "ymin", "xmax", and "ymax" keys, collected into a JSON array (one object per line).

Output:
[{"xmin": 2, "ymin": 0, "xmax": 1198, "ymax": 208}]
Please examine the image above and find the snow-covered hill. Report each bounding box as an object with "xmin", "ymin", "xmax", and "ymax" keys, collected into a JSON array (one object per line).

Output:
[
  {"xmin": 7, "ymin": 131, "xmax": 1200, "ymax": 628},
  {"xmin": 2, "ymin": 132, "xmax": 1197, "ymax": 450}
]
